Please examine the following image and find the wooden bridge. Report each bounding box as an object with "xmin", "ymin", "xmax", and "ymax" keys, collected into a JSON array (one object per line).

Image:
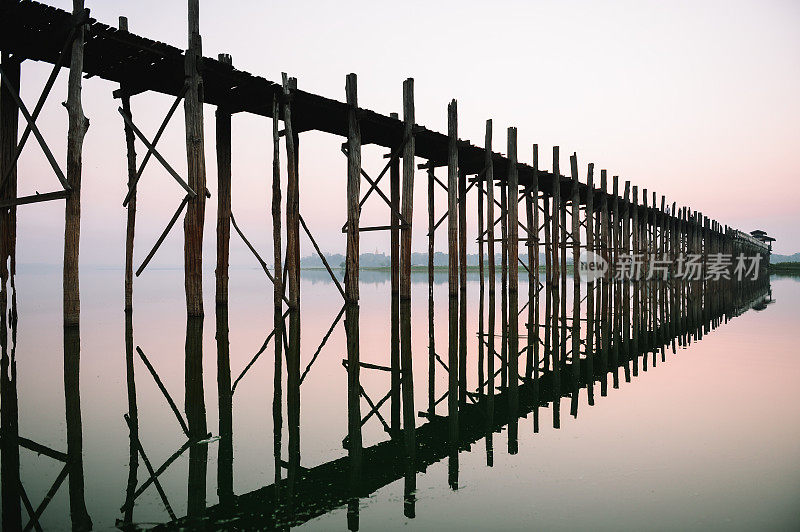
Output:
[{"xmin": 0, "ymin": 1, "xmax": 772, "ymax": 530}]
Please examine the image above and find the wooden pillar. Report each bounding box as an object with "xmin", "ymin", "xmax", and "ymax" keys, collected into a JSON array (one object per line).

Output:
[
  {"xmin": 584, "ymin": 163, "xmax": 595, "ymax": 406},
  {"xmin": 484, "ymin": 119, "xmax": 496, "ymax": 427},
  {"xmin": 345, "ymin": 74, "xmax": 361, "ymax": 302},
  {"xmin": 63, "ymin": 1, "xmax": 92, "ymax": 528},
  {"xmin": 599, "ymin": 170, "xmax": 609, "ymax": 394},
  {"xmin": 183, "ymin": 0, "xmax": 207, "ymax": 317},
  {"xmin": 118, "ymin": 17, "xmax": 137, "ymax": 311},
  {"xmin": 427, "ymin": 165, "xmax": 435, "ymax": 419},
  {"xmin": 0, "ymin": 48, "xmax": 21, "ymax": 532},
  {"xmin": 631, "ymin": 186, "xmax": 639, "ymax": 376},
  {"xmin": 400, "ymin": 78, "xmax": 416, "ymax": 465},
  {"xmin": 610, "ymin": 176, "xmax": 620, "ymax": 387},
  {"xmin": 550, "ymin": 146, "xmax": 561, "ymax": 426},
  {"xmin": 215, "ymin": 54, "xmax": 232, "ymax": 305},
  {"xmin": 525, "ymin": 145, "xmax": 539, "ymax": 392},
  {"xmin": 507, "ymin": 127, "xmax": 519, "ymax": 453},
  {"xmin": 500, "ymin": 160, "xmax": 508, "ymax": 390},
  {"xmin": 569, "ymin": 154, "xmax": 580, "ymax": 386},
  {"xmin": 344, "ymin": 73, "xmax": 362, "ymax": 469},
  {"xmin": 446, "ymin": 99, "xmax": 459, "ymax": 434},
  {"xmin": 458, "ymin": 165, "xmax": 467, "ymax": 405},
  {"xmin": 270, "ymin": 91, "xmax": 284, "ymax": 493},
  {"xmin": 281, "ymin": 73, "xmax": 301, "ymax": 497},
  {"xmin": 391, "ymin": 112, "xmax": 401, "ymax": 437},
  {"xmin": 477, "ymin": 159, "xmax": 485, "ymax": 396}
]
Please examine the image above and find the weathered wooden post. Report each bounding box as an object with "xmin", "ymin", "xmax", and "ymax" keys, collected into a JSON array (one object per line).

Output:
[
  {"xmin": 0, "ymin": 43, "xmax": 21, "ymax": 532},
  {"xmin": 551, "ymin": 146, "xmax": 561, "ymax": 427},
  {"xmin": 631, "ymin": 185, "xmax": 640, "ymax": 376},
  {"xmin": 484, "ymin": 119, "xmax": 496, "ymax": 430},
  {"xmin": 391, "ymin": 112, "xmax": 401, "ymax": 437},
  {"xmin": 585, "ymin": 163, "xmax": 595, "ymax": 406},
  {"xmin": 446, "ymin": 99, "xmax": 459, "ymax": 435},
  {"xmin": 458, "ymin": 163, "xmax": 467, "ymax": 406},
  {"xmin": 569, "ymin": 154, "xmax": 581, "ymax": 389},
  {"xmin": 344, "ymin": 73, "xmax": 362, "ymax": 470},
  {"xmin": 427, "ymin": 164, "xmax": 435, "ymax": 418},
  {"xmin": 118, "ymin": 17, "xmax": 137, "ymax": 311},
  {"xmin": 183, "ymin": 0, "xmax": 207, "ymax": 317},
  {"xmin": 400, "ymin": 78, "xmax": 416, "ymax": 470},
  {"xmin": 64, "ymin": 1, "xmax": 92, "ymax": 528},
  {"xmin": 507, "ymin": 127, "xmax": 519, "ymax": 453},
  {"xmin": 215, "ymin": 53, "xmax": 232, "ymax": 305},
  {"xmin": 270, "ymin": 91, "xmax": 284, "ymax": 493},
  {"xmin": 525, "ymin": 144, "xmax": 539, "ymax": 428}
]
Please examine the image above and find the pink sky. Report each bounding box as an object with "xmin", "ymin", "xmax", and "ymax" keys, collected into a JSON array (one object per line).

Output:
[{"xmin": 11, "ymin": 0, "xmax": 800, "ymax": 269}]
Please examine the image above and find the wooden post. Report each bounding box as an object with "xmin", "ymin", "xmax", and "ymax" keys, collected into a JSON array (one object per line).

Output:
[
  {"xmin": 183, "ymin": 0, "xmax": 207, "ymax": 317},
  {"xmin": 63, "ymin": 2, "xmax": 92, "ymax": 528},
  {"xmin": 281, "ymin": 73, "xmax": 301, "ymax": 498},
  {"xmin": 427, "ymin": 165, "xmax": 435, "ymax": 419},
  {"xmin": 477, "ymin": 159, "xmax": 485, "ymax": 396},
  {"xmin": 118, "ymin": 17, "xmax": 137, "ymax": 311},
  {"xmin": 551, "ymin": 146, "xmax": 561, "ymax": 427},
  {"xmin": 270, "ymin": 91, "xmax": 284, "ymax": 493},
  {"xmin": 507, "ymin": 127, "xmax": 519, "ymax": 453},
  {"xmin": 391, "ymin": 112, "xmax": 401, "ymax": 437},
  {"xmin": 215, "ymin": 53, "xmax": 232, "ymax": 305},
  {"xmin": 584, "ymin": 163, "xmax": 595, "ymax": 406},
  {"xmin": 484, "ymin": 119, "xmax": 496, "ymax": 427},
  {"xmin": 345, "ymin": 74, "xmax": 361, "ymax": 302},
  {"xmin": 458, "ymin": 165, "xmax": 467, "ymax": 406},
  {"xmin": 446, "ymin": 98, "xmax": 459, "ymax": 432},
  {"xmin": 400, "ymin": 78, "xmax": 416, "ymax": 466},
  {"xmin": 569, "ymin": 154, "xmax": 580, "ymax": 387},
  {"xmin": 0, "ymin": 48, "xmax": 21, "ymax": 532},
  {"xmin": 344, "ymin": 74, "xmax": 362, "ymax": 472},
  {"xmin": 500, "ymin": 160, "xmax": 508, "ymax": 390},
  {"xmin": 631, "ymin": 185, "xmax": 639, "ymax": 376},
  {"xmin": 525, "ymin": 145, "xmax": 539, "ymax": 390}
]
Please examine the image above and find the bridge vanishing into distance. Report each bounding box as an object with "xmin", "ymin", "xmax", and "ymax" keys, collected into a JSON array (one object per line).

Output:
[{"xmin": 0, "ymin": 1, "xmax": 773, "ymax": 530}]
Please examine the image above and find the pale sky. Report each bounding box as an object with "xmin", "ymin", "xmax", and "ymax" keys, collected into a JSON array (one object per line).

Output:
[{"xmin": 12, "ymin": 0, "xmax": 800, "ymax": 270}]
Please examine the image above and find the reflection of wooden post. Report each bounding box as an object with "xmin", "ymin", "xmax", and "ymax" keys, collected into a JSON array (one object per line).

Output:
[
  {"xmin": 216, "ymin": 305, "xmax": 233, "ymax": 506},
  {"xmin": 185, "ymin": 316, "xmax": 207, "ymax": 520},
  {"xmin": 507, "ymin": 128, "xmax": 519, "ymax": 454},
  {"xmin": 183, "ymin": 0, "xmax": 207, "ymax": 317},
  {"xmin": 215, "ymin": 54, "xmax": 232, "ymax": 305}
]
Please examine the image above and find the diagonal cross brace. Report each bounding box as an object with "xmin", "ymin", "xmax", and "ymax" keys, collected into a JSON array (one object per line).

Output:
[
  {"xmin": 122, "ymin": 83, "xmax": 189, "ymax": 206},
  {"xmin": 0, "ymin": 65, "xmax": 69, "ymax": 191}
]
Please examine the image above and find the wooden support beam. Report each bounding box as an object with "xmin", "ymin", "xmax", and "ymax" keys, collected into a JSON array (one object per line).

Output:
[{"xmin": 215, "ymin": 53, "xmax": 232, "ymax": 305}]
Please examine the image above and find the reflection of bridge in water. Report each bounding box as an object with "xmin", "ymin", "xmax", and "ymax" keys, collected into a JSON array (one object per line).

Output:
[
  {"xmin": 159, "ymin": 276, "xmax": 771, "ymax": 530},
  {"xmin": 0, "ymin": 1, "xmax": 776, "ymax": 530}
]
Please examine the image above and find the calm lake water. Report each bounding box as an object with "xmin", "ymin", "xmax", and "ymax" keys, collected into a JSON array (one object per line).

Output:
[{"xmin": 3, "ymin": 266, "xmax": 799, "ymax": 530}]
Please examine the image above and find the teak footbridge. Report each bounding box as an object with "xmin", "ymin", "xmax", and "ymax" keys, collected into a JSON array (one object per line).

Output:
[{"xmin": 0, "ymin": 1, "xmax": 772, "ymax": 530}]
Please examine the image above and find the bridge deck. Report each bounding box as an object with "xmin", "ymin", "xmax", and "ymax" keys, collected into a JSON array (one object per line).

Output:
[{"xmin": 0, "ymin": 0, "xmax": 746, "ymax": 235}]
